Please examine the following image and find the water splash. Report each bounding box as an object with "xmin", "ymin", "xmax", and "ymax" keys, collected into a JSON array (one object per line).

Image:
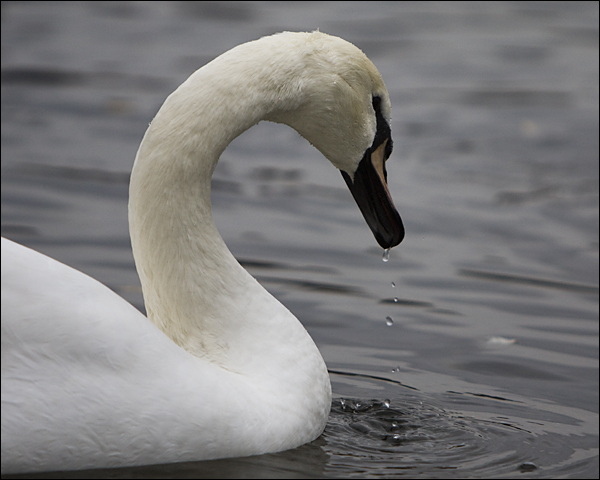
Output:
[{"xmin": 326, "ymin": 397, "xmax": 552, "ymax": 478}]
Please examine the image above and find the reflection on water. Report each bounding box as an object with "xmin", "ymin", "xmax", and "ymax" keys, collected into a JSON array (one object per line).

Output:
[{"xmin": 1, "ymin": 1, "xmax": 598, "ymax": 478}]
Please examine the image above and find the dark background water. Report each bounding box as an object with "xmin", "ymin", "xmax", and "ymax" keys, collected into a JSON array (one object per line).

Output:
[{"xmin": 1, "ymin": 2, "xmax": 598, "ymax": 478}]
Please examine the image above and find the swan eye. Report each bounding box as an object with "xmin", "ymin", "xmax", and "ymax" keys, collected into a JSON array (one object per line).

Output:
[{"xmin": 372, "ymin": 96, "xmax": 381, "ymax": 111}]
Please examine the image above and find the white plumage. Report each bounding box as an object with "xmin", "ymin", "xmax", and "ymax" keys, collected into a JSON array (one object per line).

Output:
[{"xmin": 1, "ymin": 31, "xmax": 400, "ymax": 474}]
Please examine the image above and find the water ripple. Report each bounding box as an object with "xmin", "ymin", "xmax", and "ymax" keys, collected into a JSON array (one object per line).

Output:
[{"xmin": 321, "ymin": 397, "xmax": 585, "ymax": 478}]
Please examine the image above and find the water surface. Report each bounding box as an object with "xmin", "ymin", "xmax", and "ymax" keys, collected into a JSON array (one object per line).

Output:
[{"xmin": 2, "ymin": 2, "xmax": 598, "ymax": 478}]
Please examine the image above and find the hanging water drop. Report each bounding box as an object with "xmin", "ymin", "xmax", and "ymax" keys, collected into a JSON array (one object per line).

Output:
[
  {"xmin": 382, "ymin": 248, "xmax": 390, "ymax": 263},
  {"xmin": 385, "ymin": 316, "xmax": 393, "ymax": 326}
]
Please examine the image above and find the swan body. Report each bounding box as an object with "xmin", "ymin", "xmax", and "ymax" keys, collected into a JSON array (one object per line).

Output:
[{"xmin": 1, "ymin": 31, "xmax": 403, "ymax": 474}]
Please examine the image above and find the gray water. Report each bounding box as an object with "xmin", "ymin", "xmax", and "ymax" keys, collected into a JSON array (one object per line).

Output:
[{"xmin": 1, "ymin": 2, "xmax": 598, "ymax": 478}]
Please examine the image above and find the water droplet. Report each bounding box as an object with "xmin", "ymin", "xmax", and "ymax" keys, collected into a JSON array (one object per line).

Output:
[
  {"xmin": 339, "ymin": 398, "xmax": 346, "ymax": 409},
  {"xmin": 393, "ymin": 296, "xmax": 398, "ymax": 303},
  {"xmin": 382, "ymin": 248, "xmax": 390, "ymax": 263},
  {"xmin": 383, "ymin": 399, "xmax": 390, "ymax": 408},
  {"xmin": 391, "ymin": 421, "xmax": 398, "ymax": 429},
  {"xmin": 385, "ymin": 316, "xmax": 394, "ymax": 326},
  {"xmin": 391, "ymin": 281, "xmax": 396, "ymax": 288}
]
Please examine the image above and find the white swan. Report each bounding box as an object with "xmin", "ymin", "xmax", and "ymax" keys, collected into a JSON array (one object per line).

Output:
[{"xmin": 1, "ymin": 31, "xmax": 403, "ymax": 474}]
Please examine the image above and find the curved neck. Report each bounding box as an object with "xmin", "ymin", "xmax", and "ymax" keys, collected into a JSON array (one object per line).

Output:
[{"xmin": 128, "ymin": 39, "xmax": 316, "ymax": 373}]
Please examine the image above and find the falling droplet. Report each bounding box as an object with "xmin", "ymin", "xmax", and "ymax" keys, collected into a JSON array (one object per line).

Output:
[
  {"xmin": 385, "ymin": 316, "xmax": 393, "ymax": 326},
  {"xmin": 391, "ymin": 281, "xmax": 396, "ymax": 288},
  {"xmin": 383, "ymin": 399, "xmax": 390, "ymax": 408},
  {"xmin": 393, "ymin": 296, "xmax": 398, "ymax": 303},
  {"xmin": 382, "ymin": 248, "xmax": 390, "ymax": 263}
]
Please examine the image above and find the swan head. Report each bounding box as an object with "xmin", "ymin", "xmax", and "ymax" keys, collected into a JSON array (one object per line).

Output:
[
  {"xmin": 134, "ymin": 31, "xmax": 403, "ymax": 250},
  {"xmin": 261, "ymin": 31, "xmax": 404, "ymax": 248}
]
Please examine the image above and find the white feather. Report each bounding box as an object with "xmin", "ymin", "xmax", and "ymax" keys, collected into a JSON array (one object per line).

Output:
[{"xmin": 1, "ymin": 31, "xmax": 391, "ymax": 474}]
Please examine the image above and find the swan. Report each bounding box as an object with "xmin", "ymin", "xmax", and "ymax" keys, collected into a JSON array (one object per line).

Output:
[{"xmin": 1, "ymin": 31, "xmax": 404, "ymax": 474}]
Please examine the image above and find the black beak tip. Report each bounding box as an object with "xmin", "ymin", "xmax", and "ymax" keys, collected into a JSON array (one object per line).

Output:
[
  {"xmin": 374, "ymin": 215, "xmax": 405, "ymax": 250},
  {"xmin": 340, "ymin": 167, "xmax": 405, "ymax": 251}
]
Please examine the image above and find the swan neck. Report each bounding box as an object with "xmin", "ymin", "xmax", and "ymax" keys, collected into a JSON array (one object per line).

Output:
[{"xmin": 128, "ymin": 45, "xmax": 312, "ymax": 365}]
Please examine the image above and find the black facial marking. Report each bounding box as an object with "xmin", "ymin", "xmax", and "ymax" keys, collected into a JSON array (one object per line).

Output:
[{"xmin": 371, "ymin": 95, "xmax": 393, "ymax": 180}]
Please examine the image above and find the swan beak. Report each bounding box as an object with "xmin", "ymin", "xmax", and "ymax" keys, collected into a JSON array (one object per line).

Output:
[{"xmin": 341, "ymin": 139, "xmax": 405, "ymax": 249}]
